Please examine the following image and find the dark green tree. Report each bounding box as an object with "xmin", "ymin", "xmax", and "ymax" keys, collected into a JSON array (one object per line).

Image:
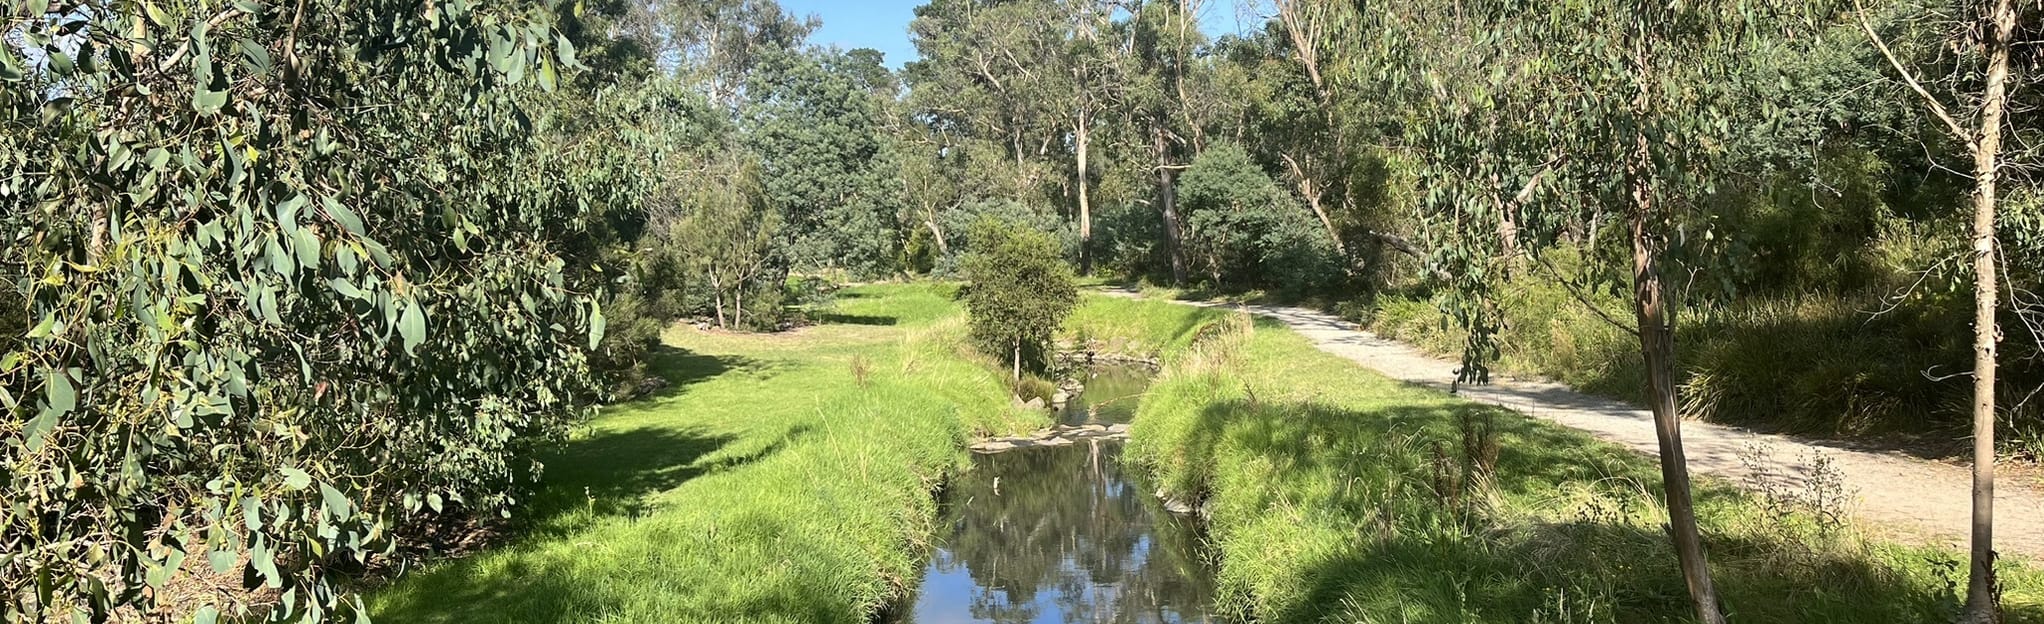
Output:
[
  {"xmin": 744, "ymin": 46, "xmax": 904, "ymax": 277},
  {"xmin": 1178, "ymin": 142, "xmax": 1341, "ymax": 295}
]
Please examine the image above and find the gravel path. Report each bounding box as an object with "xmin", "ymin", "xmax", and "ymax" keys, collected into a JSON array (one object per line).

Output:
[{"xmin": 1137, "ymin": 293, "xmax": 2044, "ymax": 560}]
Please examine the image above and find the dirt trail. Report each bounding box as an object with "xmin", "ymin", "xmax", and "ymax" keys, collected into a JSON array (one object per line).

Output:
[{"xmin": 1139, "ymin": 293, "xmax": 2044, "ymax": 560}]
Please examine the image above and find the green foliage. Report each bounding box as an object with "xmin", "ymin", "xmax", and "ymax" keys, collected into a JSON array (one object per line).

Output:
[
  {"xmin": 930, "ymin": 198, "xmax": 1074, "ymax": 274},
  {"xmin": 1179, "ymin": 143, "xmax": 1344, "ymax": 296},
  {"xmin": 665, "ymin": 153, "xmax": 784, "ymax": 329},
  {"xmin": 961, "ymin": 219, "xmax": 1079, "ymax": 376},
  {"xmin": 744, "ymin": 47, "xmax": 903, "ymax": 277},
  {"xmin": 0, "ymin": 0, "xmax": 653, "ymax": 620}
]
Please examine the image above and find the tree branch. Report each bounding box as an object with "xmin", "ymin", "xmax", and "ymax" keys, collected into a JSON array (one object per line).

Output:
[
  {"xmin": 1528, "ymin": 250, "xmax": 1641, "ymax": 338},
  {"xmin": 1854, "ymin": 0, "xmax": 1976, "ymax": 150}
]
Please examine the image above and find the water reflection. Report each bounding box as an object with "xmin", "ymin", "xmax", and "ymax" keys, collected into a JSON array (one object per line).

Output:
[
  {"xmin": 1057, "ymin": 364, "xmax": 1154, "ymax": 426},
  {"xmin": 889, "ymin": 365, "xmax": 1218, "ymax": 624}
]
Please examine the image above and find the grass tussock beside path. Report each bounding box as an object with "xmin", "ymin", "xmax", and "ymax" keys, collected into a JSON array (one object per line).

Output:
[
  {"xmin": 1091, "ymin": 295, "xmax": 2044, "ymax": 623},
  {"xmin": 366, "ymin": 283, "xmax": 1042, "ymax": 624}
]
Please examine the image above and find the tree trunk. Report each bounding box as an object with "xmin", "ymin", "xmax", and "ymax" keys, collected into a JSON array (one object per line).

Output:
[
  {"xmin": 1012, "ymin": 341, "xmax": 1022, "ymax": 383},
  {"xmin": 1631, "ymin": 133, "xmax": 1726, "ymax": 624},
  {"xmin": 1964, "ymin": 2, "xmax": 2014, "ymax": 622},
  {"xmin": 1155, "ymin": 127, "xmax": 1187, "ymax": 286},
  {"xmin": 1077, "ymin": 109, "xmax": 1095, "ymax": 275},
  {"xmin": 711, "ymin": 275, "xmax": 727, "ymax": 329},
  {"xmin": 926, "ymin": 219, "xmax": 951, "ymax": 257},
  {"xmin": 734, "ymin": 286, "xmax": 745, "ymax": 330},
  {"xmin": 1282, "ymin": 153, "xmax": 1347, "ymax": 255}
]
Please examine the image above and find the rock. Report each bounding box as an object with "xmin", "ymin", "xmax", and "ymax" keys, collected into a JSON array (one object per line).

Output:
[
  {"xmin": 1161, "ymin": 497, "xmax": 1196, "ymax": 514},
  {"xmin": 1022, "ymin": 397, "xmax": 1047, "ymax": 410},
  {"xmin": 1107, "ymin": 423, "xmax": 1131, "ymax": 434},
  {"xmin": 970, "ymin": 441, "xmax": 1016, "ymax": 453},
  {"xmin": 1079, "ymin": 424, "xmax": 1108, "ymax": 433}
]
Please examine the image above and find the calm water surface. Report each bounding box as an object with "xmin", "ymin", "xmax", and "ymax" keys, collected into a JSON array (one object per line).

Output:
[{"xmin": 886, "ymin": 366, "xmax": 1220, "ymax": 624}]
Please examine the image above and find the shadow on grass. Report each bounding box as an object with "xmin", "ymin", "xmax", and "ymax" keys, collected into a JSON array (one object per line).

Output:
[
  {"xmin": 1174, "ymin": 397, "xmax": 2037, "ymax": 623},
  {"xmin": 636, "ymin": 347, "xmax": 785, "ymax": 401},
  {"xmin": 519, "ymin": 425, "xmax": 738, "ymax": 532},
  {"xmin": 816, "ymin": 313, "xmax": 899, "ymax": 326},
  {"xmin": 367, "ymin": 424, "xmax": 811, "ymax": 624}
]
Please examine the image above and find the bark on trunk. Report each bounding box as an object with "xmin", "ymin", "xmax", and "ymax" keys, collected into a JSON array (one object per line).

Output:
[
  {"xmin": 1012, "ymin": 341, "xmax": 1022, "ymax": 383},
  {"xmin": 1077, "ymin": 110, "xmax": 1095, "ymax": 275},
  {"xmin": 1155, "ymin": 127, "xmax": 1187, "ymax": 286},
  {"xmin": 1282, "ymin": 153, "xmax": 1347, "ymax": 255},
  {"xmin": 1631, "ymin": 134, "xmax": 1725, "ymax": 624},
  {"xmin": 711, "ymin": 276, "xmax": 727, "ymax": 329},
  {"xmin": 926, "ymin": 219, "xmax": 950, "ymax": 257},
  {"xmin": 734, "ymin": 287, "xmax": 744, "ymax": 330},
  {"xmin": 1964, "ymin": 2, "xmax": 2014, "ymax": 621}
]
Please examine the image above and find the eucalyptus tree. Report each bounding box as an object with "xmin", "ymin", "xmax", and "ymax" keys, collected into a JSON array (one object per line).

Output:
[
  {"xmin": 2, "ymin": 0, "xmax": 646, "ymax": 621},
  {"xmin": 1107, "ymin": 0, "xmax": 1207, "ymax": 286},
  {"xmin": 633, "ymin": 0, "xmax": 817, "ymax": 107},
  {"xmin": 1855, "ymin": 0, "xmax": 2027, "ymax": 619},
  {"xmin": 667, "ymin": 154, "xmax": 781, "ymax": 329},
  {"xmin": 1061, "ymin": 0, "xmax": 1117, "ymax": 274},
  {"xmin": 962, "ymin": 218, "xmax": 1079, "ymax": 380},
  {"xmin": 906, "ymin": 0, "xmax": 1070, "ymax": 202},
  {"xmin": 1319, "ymin": 2, "xmax": 1787, "ymax": 620}
]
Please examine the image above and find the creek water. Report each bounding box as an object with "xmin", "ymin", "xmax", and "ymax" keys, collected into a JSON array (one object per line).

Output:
[{"xmin": 884, "ymin": 364, "xmax": 1221, "ymax": 624}]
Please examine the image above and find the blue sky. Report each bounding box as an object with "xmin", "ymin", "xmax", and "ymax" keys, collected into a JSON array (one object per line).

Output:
[{"xmin": 780, "ymin": 0, "xmax": 1263, "ymax": 69}]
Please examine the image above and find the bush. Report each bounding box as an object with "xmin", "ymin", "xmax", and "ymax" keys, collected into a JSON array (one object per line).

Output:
[
  {"xmin": 0, "ymin": 5, "xmax": 643, "ymax": 621},
  {"xmin": 961, "ymin": 218, "xmax": 1080, "ymax": 381},
  {"xmin": 932, "ymin": 199, "xmax": 1077, "ymax": 276},
  {"xmin": 1178, "ymin": 143, "xmax": 1344, "ymax": 296}
]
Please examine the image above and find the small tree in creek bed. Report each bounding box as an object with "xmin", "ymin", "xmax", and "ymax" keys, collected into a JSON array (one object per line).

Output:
[{"xmin": 962, "ymin": 218, "xmax": 1078, "ymax": 383}]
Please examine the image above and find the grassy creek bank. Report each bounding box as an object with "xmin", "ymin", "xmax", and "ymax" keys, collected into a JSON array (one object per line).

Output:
[
  {"xmin": 1074, "ymin": 294, "xmax": 2044, "ymax": 623},
  {"xmin": 366, "ymin": 284, "xmax": 1045, "ymax": 623}
]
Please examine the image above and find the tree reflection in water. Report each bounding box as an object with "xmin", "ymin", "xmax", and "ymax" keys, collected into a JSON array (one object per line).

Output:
[
  {"xmin": 888, "ymin": 366, "xmax": 1219, "ymax": 624},
  {"xmin": 1057, "ymin": 364, "xmax": 1154, "ymax": 426}
]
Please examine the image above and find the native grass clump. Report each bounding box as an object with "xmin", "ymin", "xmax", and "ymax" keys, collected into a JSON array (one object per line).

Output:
[{"xmin": 0, "ymin": 0, "xmax": 660, "ymax": 620}]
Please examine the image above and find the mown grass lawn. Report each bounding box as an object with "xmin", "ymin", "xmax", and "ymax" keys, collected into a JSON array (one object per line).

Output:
[
  {"xmin": 366, "ymin": 283, "xmax": 1042, "ymax": 624},
  {"xmin": 1074, "ymin": 294, "xmax": 2044, "ymax": 624}
]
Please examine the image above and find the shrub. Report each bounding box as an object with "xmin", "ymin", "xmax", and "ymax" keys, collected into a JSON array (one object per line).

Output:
[
  {"xmin": 0, "ymin": 4, "xmax": 641, "ymax": 620},
  {"xmin": 961, "ymin": 218, "xmax": 1079, "ymax": 381},
  {"xmin": 933, "ymin": 199, "xmax": 1077, "ymax": 275},
  {"xmin": 1178, "ymin": 142, "xmax": 1344, "ymax": 296}
]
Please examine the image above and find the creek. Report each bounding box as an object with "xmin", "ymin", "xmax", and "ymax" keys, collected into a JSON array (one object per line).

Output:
[{"xmin": 884, "ymin": 364, "xmax": 1221, "ymax": 623}]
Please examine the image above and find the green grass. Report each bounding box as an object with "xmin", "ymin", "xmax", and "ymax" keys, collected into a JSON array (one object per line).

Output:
[
  {"xmin": 1064, "ymin": 292, "xmax": 1236, "ymax": 358},
  {"xmin": 365, "ymin": 283, "xmax": 1043, "ymax": 623},
  {"xmin": 1087, "ymin": 296, "xmax": 2044, "ymax": 623}
]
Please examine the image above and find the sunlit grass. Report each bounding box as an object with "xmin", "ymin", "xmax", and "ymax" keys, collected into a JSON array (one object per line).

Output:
[
  {"xmin": 1064, "ymin": 292, "xmax": 1236, "ymax": 358},
  {"xmin": 365, "ymin": 283, "xmax": 1041, "ymax": 623},
  {"xmin": 1089, "ymin": 295, "xmax": 2044, "ymax": 623}
]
